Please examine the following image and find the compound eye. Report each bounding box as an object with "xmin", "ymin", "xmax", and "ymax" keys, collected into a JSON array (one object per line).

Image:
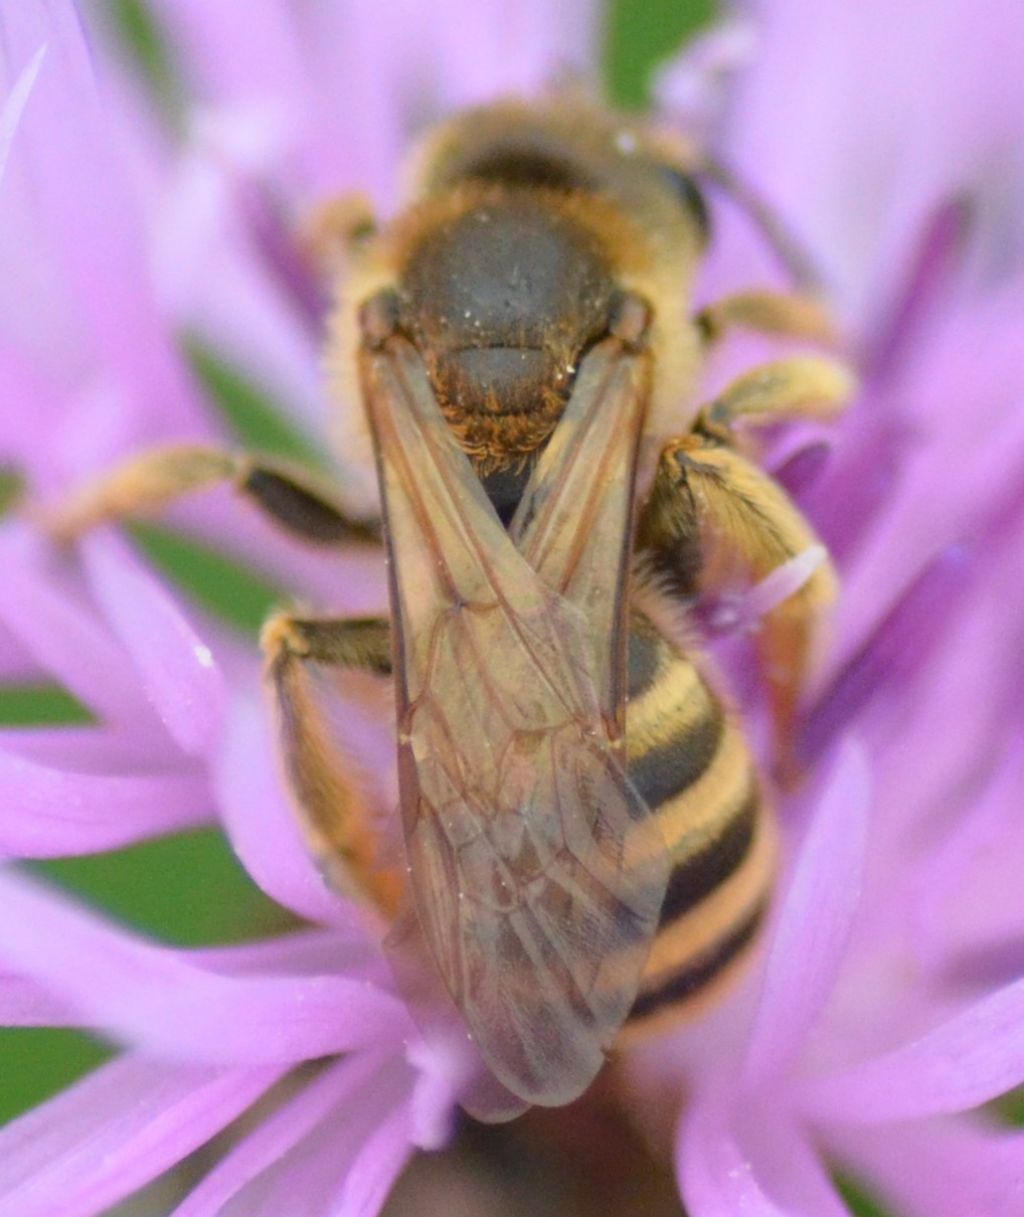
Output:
[{"xmin": 660, "ymin": 166, "xmax": 711, "ymax": 245}]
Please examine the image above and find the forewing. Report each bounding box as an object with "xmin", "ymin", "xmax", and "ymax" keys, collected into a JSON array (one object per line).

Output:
[
  {"xmin": 361, "ymin": 335, "xmax": 665, "ymax": 1105},
  {"xmin": 510, "ymin": 336, "xmax": 650, "ymax": 727}
]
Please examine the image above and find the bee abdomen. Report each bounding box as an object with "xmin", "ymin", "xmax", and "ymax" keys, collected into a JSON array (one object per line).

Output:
[{"xmin": 623, "ymin": 615, "xmax": 774, "ymax": 1033}]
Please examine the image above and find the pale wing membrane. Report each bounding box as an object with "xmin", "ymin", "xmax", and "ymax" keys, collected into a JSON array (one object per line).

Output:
[
  {"xmin": 362, "ymin": 336, "xmax": 666, "ymax": 1106},
  {"xmin": 510, "ymin": 338, "xmax": 650, "ymax": 727}
]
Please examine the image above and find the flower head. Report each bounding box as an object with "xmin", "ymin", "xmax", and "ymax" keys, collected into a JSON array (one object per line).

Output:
[{"xmin": 2, "ymin": 1, "xmax": 1024, "ymax": 1215}]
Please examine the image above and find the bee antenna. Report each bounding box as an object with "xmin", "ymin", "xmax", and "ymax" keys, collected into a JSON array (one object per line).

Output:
[{"xmin": 699, "ymin": 154, "xmax": 827, "ymax": 292}]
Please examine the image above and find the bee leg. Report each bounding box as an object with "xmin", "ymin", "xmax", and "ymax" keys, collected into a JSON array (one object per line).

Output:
[
  {"xmin": 695, "ymin": 290, "xmax": 840, "ymax": 347},
  {"xmin": 636, "ymin": 433, "xmax": 837, "ymax": 766},
  {"xmin": 696, "ymin": 355, "xmax": 856, "ymax": 442},
  {"xmin": 699, "ymin": 156, "xmax": 824, "ymax": 290},
  {"xmin": 261, "ymin": 611, "xmax": 402, "ymax": 914},
  {"xmin": 46, "ymin": 445, "xmax": 379, "ymax": 548}
]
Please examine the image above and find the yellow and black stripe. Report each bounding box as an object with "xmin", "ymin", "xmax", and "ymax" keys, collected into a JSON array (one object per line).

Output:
[{"xmin": 621, "ymin": 613, "xmax": 775, "ymax": 1037}]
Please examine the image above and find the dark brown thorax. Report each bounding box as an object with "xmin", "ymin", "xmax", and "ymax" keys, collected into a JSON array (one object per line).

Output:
[{"xmin": 394, "ymin": 188, "xmax": 619, "ymax": 495}]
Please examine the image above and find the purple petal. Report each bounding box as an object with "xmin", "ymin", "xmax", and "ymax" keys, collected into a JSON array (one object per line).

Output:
[
  {"xmin": 803, "ymin": 546, "xmax": 972, "ymax": 764},
  {"xmin": 802, "ymin": 976, "xmax": 1024, "ymax": 1123},
  {"xmin": 81, "ymin": 532, "xmax": 227, "ymax": 758},
  {"xmin": 0, "ymin": 726, "xmax": 177, "ymax": 773},
  {"xmin": 679, "ymin": 1122, "xmax": 784, "ymax": 1216},
  {"xmin": 406, "ymin": 1037, "xmax": 464, "ymax": 1150},
  {"xmin": 862, "ymin": 194, "xmax": 974, "ymax": 385},
  {"xmin": 190, "ymin": 927, "xmax": 384, "ymax": 985},
  {"xmin": 0, "ymin": 1, "xmax": 210, "ymax": 468},
  {"xmin": 335, "ymin": 1102, "xmax": 414, "ymax": 1217},
  {"xmin": 148, "ymin": 136, "xmax": 336, "ymax": 433},
  {"xmin": 723, "ymin": 0, "xmax": 1024, "ymax": 321},
  {"xmin": 907, "ymin": 748, "xmax": 1023, "ymax": 974},
  {"xmin": 0, "ymin": 539, "xmax": 165, "ymax": 738},
  {"xmin": 176, "ymin": 1056, "xmax": 413, "ymax": 1217},
  {"xmin": 0, "ymin": 618, "xmax": 38, "ymax": 682},
  {"xmin": 0, "ymin": 43, "xmax": 45, "ymax": 186},
  {"xmin": 0, "ymin": 973, "xmax": 77, "ymax": 1026},
  {"xmin": 164, "ymin": 204, "xmax": 330, "ymax": 431},
  {"xmin": 0, "ymin": 869, "xmax": 411, "ymax": 1063},
  {"xmin": 429, "ymin": 0, "xmax": 597, "ymax": 108},
  {"xmin": 0, "ymin": 347, "xmax": 60, "ymax": 483},
  {"xmin": 0, "ymin": 1054, "xmax": 285, "ymax": 1217},
  {"xmin": 677, "ymin": 1090, "xmax": 793, "ymax": 1217},
  {"xmin": 743, "ymin": 741, "xmax": 870, "ymax": 1087},
  {"xmin": 214, "ymin": 693, "xmax": 358, "ymax": 927},
  {"xmin": 679, "ymin": 1087, "xmax": 851, "ymax": 1217},
  {"xmin": 149, "ymin": 0, "xmax": 309, "ymax": 124},
  {"xmin": 847, "ymin": 581, "xmax": 1017, "ymax": 865},
  {"xmin": 655, "ymin": 18, "xmax": 757, "ymax": 142},
  {"xmin": 821, "ymin": 285, "xmax": 1024, "ymax": 646},
  {"xmin": 829, "ymin": 1119, "xmax": 1024, "ymax": 1217},
  {"xmin": 0, "ymin": 748, "xmax": 210, "ymax": 857},
  {"xmin": 170, "ymin": 1052, "xmax": 396, "ymax": 1217}
]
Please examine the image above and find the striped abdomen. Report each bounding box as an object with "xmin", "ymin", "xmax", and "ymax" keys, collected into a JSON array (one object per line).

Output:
[{"xmin": 623, "ymin": 613, "xmax": 775, "ymax": 1035}]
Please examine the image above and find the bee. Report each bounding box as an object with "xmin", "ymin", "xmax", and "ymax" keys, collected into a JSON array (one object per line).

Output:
[{"xmin": 50, "ymin": 95, "xmax": 853, "ymax": 1110}]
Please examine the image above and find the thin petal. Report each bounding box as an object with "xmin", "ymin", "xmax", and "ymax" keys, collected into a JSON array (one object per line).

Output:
[
  {"xmin": 190, "ymin": 927, "xmax": 384, "ymax": 984},
  {"xmin": 0, "ymin": 43, "xmax": 45, "ymax": 185},
  {"xmin": 908, "ymin": 748, "xmax": 1023, "ymax": 973},
  {"xmin": 7, "ymin": 930, "xmax": 386, "ymax": 1025},
  {"xmin": 0, "ymin": 540, "xmax": 163, "ymax": 736},
  {"xmin": 862, "ymin": 195, "xmax": 973, "ymax": 384},
  {"xmin": 677, "ymin": 1089, "xmax": 788, "ymax": 1217},
  {"xmin": 0, "ymin": 1054, "xmax": 285, "ymax": 1217},
  {"xmin": 335, "ymin": 1102, "xmax": 413, "ymax": 1217},
  {"xmin": 829, "ymin": 1119, "xmax": 1024, "ymax": 1217},
  {"xmin": 149, "ymin": 0, "xmax": 309, "ymax": 121},
  {"xmin": 725, "ymin": 0, "xmax": 1024, "ymax": 319},
  {"xmin": 679, "ymin": 1089, "xmax": 850, "ymax": 1217},
  {"xmin": 0, "ymin": 749, "xmax": 210, "ymax": 857},
  {"xmin": 214, "ymin": 693, "xmax": 357, "ymax": 927},
  {"xmin": 170, "ymin": 1052, "xmax": 393, "ymax": 1217},
  {"xmin": 803, "ymin": 977, "xmax": 1024, "ymax": 1123},
  {"xmin": 81, "ymin": 532, "xmax": 226, "ymax": 758},
  {"xmin": 0, "ymin": 727, "xmax": 175, "ymax": 774},
  {"xmin": 0, "ymin": 869, "xmax": 410, "ymax": 1063},
  {"xmin": 0, "ymin": 0, "xmax": 209, "ymax": 460},
  {"xmin": 655, "ymin": 17, "xmax": 757, "ymax": 139},
  {"xmin": 429, "ymin": 0, "xmax": 597, "ymax": 107},
  {"xmin": 181, "ymin": 1056, "xmax": 413, "ymax": 1217},
  {"xmin": 743, "ymin": 740, "xmax": 870, "ymax": 1087},
  {"xmin": 803, "ymin": 546, "xmax": 972, "ymax": 764},
  {"xmin": 405, "ymin": 1036, "xmax": 464, "ymax": 1151},
  {"xmin": 0, "ymin": 973, "xmax": 76, "ymax": 1026}
]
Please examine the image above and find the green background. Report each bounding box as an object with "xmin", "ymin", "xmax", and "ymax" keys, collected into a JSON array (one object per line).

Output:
[{"xmin": 0, "ymin": 4, "xmax": 995, "ymax": 1215}]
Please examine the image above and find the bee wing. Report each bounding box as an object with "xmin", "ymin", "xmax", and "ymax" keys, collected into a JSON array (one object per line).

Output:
[
  {"xmin": 362, "ymin": 333, "xmax": 667, "ymax": 1106},
  {"xmin": 509, "ymin": 335, "xmax": 650, "ymax": 727}
]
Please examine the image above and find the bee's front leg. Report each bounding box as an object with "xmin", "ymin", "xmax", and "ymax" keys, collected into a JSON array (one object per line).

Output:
[
  {"xmin": 695, "ymin": 289, "xmax": 841, "ymax": 347},
  {"xmin": 45, "ymin": 445, "xmax": 379, "ymax": 548},
  {"xmin": 695, "ymin": 355, "xmax": 855, "ymax": 442},
  {"xmin": 261, "ymin": 612, "xmax": 400, "ymax": 914}
]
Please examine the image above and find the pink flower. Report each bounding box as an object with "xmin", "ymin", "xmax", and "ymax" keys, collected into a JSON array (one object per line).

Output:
[{"xmin": 2, "ymin": 1, "xmax": 1024, "ymax": 1215}]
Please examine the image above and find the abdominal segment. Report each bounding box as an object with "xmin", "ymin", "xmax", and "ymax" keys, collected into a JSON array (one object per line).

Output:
[{"xmin": 621, "ymin": 613, "xmax": 775, "ymax": 1036}]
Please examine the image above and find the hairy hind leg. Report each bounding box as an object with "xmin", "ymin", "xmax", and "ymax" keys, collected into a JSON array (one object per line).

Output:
[
  {"xmin": 636, "ymin": 422, "xmax": 840, "ymax": 763},
  {"xmin": 262, "ymin": 611, "xmax": 399, "ymax": 913}
]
